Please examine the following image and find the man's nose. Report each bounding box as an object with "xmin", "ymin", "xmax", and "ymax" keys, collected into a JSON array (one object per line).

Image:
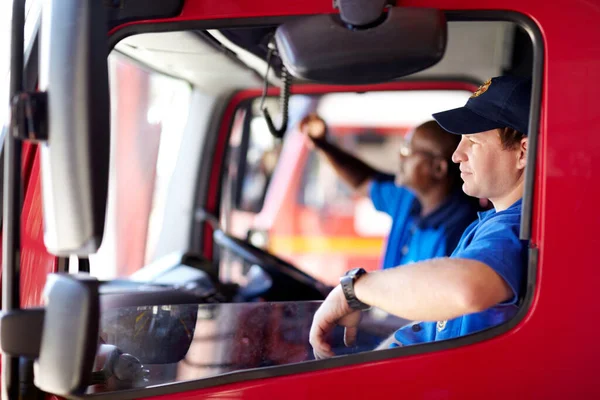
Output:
[
  {"xmin": 451, "ymin": 150, "xmax": 460, "ymax": 164},
  {"xmin": 452, "ymin": 141, "xmax": 467, "ymax": 163}
]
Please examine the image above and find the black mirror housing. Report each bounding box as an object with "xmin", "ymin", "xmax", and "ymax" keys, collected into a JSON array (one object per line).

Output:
[{"xmin": 275, "ymin": 7, "xmax": 447, "ymax": 84}]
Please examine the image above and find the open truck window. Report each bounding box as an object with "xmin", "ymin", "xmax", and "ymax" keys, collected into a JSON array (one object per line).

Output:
[
  {"xmin": 64, "ymin": 17, "xmax": 539, "ymax": 396},
  {"xmin": 2, "ymin": 0, "xmax": 551, "ymax": 397},
  {"xmin": 220, "ymin": 90, "xmax": 473, "ymax": 286}
]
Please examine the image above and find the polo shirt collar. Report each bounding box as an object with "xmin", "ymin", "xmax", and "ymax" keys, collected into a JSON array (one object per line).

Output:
[
  {"xmin": 477, "ymin": 197, "xmax": 523, "ymax": 221},
  {"xmin": 411, "ymin": 190, "xmax": 473, "ymax": 229}
]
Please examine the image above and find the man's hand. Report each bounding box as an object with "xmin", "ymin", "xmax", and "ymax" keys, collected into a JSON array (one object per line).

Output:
[
  {"xmin": 299, "ymin": 114, "xmax": 327, "ymax": 147},
  {"xmin": 309, "ymin": 285, "xmax": 362, "ymax": 359}
]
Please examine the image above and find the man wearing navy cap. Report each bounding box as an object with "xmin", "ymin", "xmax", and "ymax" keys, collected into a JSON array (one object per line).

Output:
[
  {"xmin": 309, "ymin": 76, "xmax": 532, "ymax": 357},
  {"xmin": 299, "ymin": 116, "xmax": 478, "ymax": 271}
]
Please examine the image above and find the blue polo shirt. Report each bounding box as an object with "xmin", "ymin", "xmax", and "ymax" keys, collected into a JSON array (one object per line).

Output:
[
  {"xmin": 391, "ymin": 198, "xmax": 528, "ymax": 346},
  {"xmin": 369, "ymin": 174, "xmax": 477, "ymax": 269}
]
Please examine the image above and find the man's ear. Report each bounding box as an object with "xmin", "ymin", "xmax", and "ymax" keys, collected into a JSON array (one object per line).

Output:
[
  {"xmin": 433, "ymin": 158, "xmax": 449, "ymax": 179},
  {"xmin": 517, "ymin": 138, "xmax": 528, "ymax": 170}
]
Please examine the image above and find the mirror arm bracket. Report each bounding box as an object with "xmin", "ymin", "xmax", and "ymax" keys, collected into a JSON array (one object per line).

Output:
[
  {"xmin": 0, "ymin": 308, "xmax": 45, "ymax": 359},
  {"xmin": 333, "ymin": 0, "xmax": 394, "ymax": 28},
  {"xmin": 10, "ymin": 91, "xmax": 49, "ymax": 143}
]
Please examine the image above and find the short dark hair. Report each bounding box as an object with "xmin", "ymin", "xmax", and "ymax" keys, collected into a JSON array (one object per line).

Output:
[{"xmin": 498, "ymin": 127, "xmax": 526, "ymax": 150}]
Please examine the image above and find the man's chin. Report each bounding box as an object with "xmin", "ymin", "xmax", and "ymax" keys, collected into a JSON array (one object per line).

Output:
[{"xmin": 462, "ymin": 183, "xmax": 478, "ymax": 197}]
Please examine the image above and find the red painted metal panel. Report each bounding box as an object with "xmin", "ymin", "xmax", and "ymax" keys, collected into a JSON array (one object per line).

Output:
[
  {"xmin": 107, "ymin": 0, "xmax": 600, "ymax": 399},
  {"xmin": 20, "ymin": 146, "xmax": 58, "ymax": 308},
  {"xmin": 15, "ymin": 0, "xmax": 600, "ymax": 397}
]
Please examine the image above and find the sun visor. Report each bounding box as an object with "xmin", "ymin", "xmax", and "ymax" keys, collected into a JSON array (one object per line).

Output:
[{"xmin": 275, "ymin": 7, "xmax": 447, "ymax": 84}]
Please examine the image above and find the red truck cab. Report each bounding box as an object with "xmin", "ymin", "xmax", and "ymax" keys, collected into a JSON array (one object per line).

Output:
[{"xmin": 1, "ymin": 0, "xmax": 598, "ymax": 399}]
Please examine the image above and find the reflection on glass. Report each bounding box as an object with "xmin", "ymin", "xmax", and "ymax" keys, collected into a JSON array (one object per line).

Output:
[{"xmin": 91, "ymin": 302, "xmax": 408, "ymax": 394}]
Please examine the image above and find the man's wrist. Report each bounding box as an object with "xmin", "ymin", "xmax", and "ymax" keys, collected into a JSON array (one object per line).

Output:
[
  {"xmin": 335, "ymin": 285, "xmax": 354, "ymax": 314},
  {"xmin": 353, "ymin": 269, "xmax": 377, "ymax": 308},
  {"xmin": 340, "ymin": 268, "xmax": 371, "ymax": 311},
  {"xmin": 353, "ymin": 272, "xmax": 367, "ymax": 304}
]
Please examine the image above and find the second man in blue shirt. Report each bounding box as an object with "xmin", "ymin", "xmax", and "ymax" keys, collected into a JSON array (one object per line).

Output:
[{"xmin": 299, "ymin": 117, "xmax": 478, "ymax": 270}]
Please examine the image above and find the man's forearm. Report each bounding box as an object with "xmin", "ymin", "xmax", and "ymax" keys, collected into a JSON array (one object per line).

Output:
[
  {"xmin": 354, "ymin": 258, "xmax": 512, "ymax": 322},
  {"xmin": 313, "ymin": 139, "xmax": 382, "ymax": 190}
]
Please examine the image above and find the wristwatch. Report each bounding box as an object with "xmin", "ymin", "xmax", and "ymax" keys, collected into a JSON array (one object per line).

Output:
[{"xmin": 340, "ymin": 268, "xmax": 371, "ymax": 311}]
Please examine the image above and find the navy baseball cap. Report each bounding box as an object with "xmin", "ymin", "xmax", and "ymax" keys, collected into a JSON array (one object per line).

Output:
[{"xmin": 433, "ymin": 76, "xmax": 532, "ymax": 135}]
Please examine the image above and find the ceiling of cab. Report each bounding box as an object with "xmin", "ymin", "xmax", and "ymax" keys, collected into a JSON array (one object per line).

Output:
[
  {"xmin": 413, "ymin": 22, "xmax": 516, "ymax": 81},
  {"xmin": 113, "ymin": 21, "xmax": 519, "ymax": 90},
  {"xmin": 113, "ymin": 31, "xmax": 263, "ymax": 92}
]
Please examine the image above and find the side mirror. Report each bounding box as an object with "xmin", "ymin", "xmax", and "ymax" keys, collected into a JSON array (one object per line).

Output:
[{"xmin": 38, "ymin": 0, "xmax": 110, "ymax": 255}]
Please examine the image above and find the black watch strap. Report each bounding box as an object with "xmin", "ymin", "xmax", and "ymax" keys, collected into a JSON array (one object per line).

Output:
[{"xmin": 340, "ymin": 268, "xmax": 371, "ymax": 311}]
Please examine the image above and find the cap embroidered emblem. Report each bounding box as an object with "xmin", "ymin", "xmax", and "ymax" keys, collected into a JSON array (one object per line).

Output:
[{"xmin": 471, "ymin": 79, "xmax": 492, "ymax": 98}]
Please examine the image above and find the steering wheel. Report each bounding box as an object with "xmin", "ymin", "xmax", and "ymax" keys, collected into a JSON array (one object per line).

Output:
[{"xmin": 213, "ymin": 229, "xmax": 332, "ymax": 300}]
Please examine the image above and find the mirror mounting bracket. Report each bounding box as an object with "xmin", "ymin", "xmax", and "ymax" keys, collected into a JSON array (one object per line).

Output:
[
  {"xmin": 0, "ymin": 308, "xmax": 45, "ymax": 359},
  {"xmin": 10, "ymin": 91, "xmax": 49, "ymax": 143},
  {"xmin": 333, "ymin": 0, "xmax": 395, "ymax": 28}
]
